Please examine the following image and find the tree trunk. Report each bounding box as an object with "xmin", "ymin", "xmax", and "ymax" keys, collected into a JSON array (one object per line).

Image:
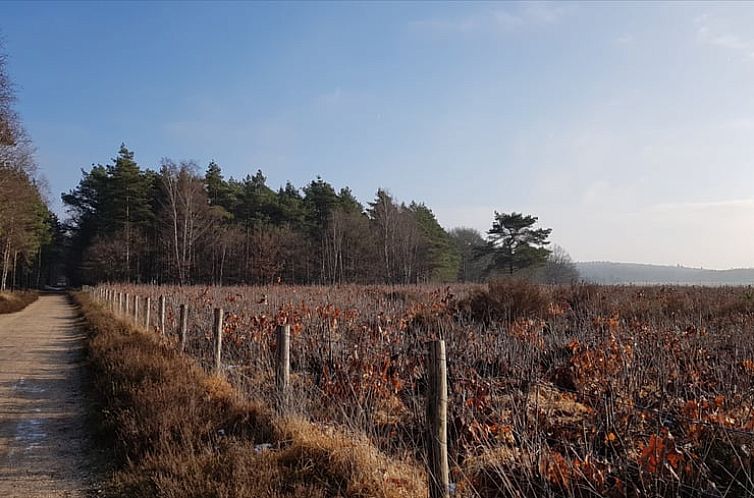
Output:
[{"xmin": 1, "ymin": 238, "xmax": 10, "ymax": 292}]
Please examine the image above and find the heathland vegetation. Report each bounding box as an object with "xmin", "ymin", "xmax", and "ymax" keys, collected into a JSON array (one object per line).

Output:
[
  {"xmin": 94, "ymin": 280, "xmax": 754, "ymax": 497},
  {"xmin": 78, "ymin": 290, "xmax": 425, "ymax": 498}
]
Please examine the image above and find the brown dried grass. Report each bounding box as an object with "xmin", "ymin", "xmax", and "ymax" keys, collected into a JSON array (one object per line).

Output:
[
  {"xmin": 76, "ymin": 292, "xmax": 425, "ymax": 498},
  {"xmin": 0, "ymin": 290, "xmax": 37, "ymax": 314}
]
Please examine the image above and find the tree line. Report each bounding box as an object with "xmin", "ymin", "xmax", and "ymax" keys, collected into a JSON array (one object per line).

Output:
[
  {"xmin": 1, "ymin": 42, "xmax": 577, "ymax": 290},
  {"xmin": 63, "ymin": 145, "xmax": 578, "ymax": 286},
  {"xmin": 0, "ymin": 44, "xmax": 60, "ymax": 291},
  {"xmin": 63, "ymin": 146, "xmax": 461, "ymax": 285}
]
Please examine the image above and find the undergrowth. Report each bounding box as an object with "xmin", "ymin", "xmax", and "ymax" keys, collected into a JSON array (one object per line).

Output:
[
  {"xmin": 0, "ymin": 290, "xmax": 38, "ymax": 314},
  {"xmin": 75, "ymin": 292, "xmax": 425, "ymax": 498}
]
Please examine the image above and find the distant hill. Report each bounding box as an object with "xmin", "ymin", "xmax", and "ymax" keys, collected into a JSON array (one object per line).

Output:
[{"xmin": 575, "ymin": 262, "xmax": 754, "ymax": 286}]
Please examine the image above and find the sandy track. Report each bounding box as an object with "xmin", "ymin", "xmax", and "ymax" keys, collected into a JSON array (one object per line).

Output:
[{"xmin": 0, "ymin": 294, "xmax": 95, "ymax": 497}]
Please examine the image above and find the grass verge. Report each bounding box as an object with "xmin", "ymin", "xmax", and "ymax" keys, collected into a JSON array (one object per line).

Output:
[
  {"xmin": 75, "ymin": 292, "xmax": 425, "ymax": 498},
  {"xmin": 0, "ymin": 290, "xmax": 38, "ymax": 314}
]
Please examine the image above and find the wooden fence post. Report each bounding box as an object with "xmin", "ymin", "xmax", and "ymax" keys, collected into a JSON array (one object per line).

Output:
[
  {"xmin": 179, "ymin": 304, "xmax": 188, "ymax": 352},
  {"xmin": 158, "ymin": 296, "xmax": 166, "ymax": 335},
  {"xmin": 213, "ymin": 308, "xmax": 224, "ymax": 374},
  {"xmin": 426, "ymin": 339, "xmax": 449, "ymax": 498},
  {"xmin": 134, "ymin": 296, "xmax": 140, "ymax": 324},
  {"xmin": 144, "ymin": 297, "xmax": 151, "ymax": 330},
  {"xmin": 118, "ymin": 292, "xmax": 123, "ymax": 315},
  {"xmin": 125, "ymin": 293, "xmax": 130, "ymax": 319},
  {"xmin": 275, "ymin": 324, "xmax": 291, "ymax": 408}
]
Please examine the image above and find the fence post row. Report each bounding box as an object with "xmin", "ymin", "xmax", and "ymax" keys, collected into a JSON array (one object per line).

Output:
[
  {"xmin": 427, "ymin": 339, "xmax": 450, "ymax": 498},
  {"xmin": 158, "ymin": 296, "xmax": 166, "ymax": 335},
  {"xmin": 213, "ymin": 308, "xmax": 223, "ymax": 374},
  {"xmin": 98, "ymin": 292, "xmax": 451, "ymax": 498},
  {"xmin": 144, "ymin": 297, "xmax": 151, "ymax": 329},
  {"xmin": 179, "ymin": 304, "xmax": 188, "ymax": 353},
  {"xmin": 275, "ymin": 324, "xmax": 291, "ymax": 409}
]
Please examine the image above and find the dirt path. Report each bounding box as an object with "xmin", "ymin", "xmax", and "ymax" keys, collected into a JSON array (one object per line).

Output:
[{"xmin": 0, "ymin": 294, "xmax": 96, "ymax": 497}]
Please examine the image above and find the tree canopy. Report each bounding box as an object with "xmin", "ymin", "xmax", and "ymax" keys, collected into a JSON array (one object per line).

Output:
[
  {"xmin": 481, "ymin": 211, "xmax": 553, "ymax": 277},
  {"xmin": 62, "ymin": 147, "xmax": 464, "ymax": 286},
  {"xmin": 0, "ymin": 42, "xmax": 57, "ymax": 290}
]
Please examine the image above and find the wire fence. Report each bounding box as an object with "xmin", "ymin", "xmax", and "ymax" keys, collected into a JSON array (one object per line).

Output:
[{"xmin": 91, "ymin": 284, "xmax": 754, "ymax": 498}]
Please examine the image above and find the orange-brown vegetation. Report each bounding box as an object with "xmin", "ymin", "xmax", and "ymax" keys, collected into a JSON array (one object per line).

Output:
[
  {"xmin": 76, "ymin": 292, "xmax": 425, "ymax": 498},
  {"xmin": 98, "ymin": 282, "xmax": 754, "ymax": 497}
]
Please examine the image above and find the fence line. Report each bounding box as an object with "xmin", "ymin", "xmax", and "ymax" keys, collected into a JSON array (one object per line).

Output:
[{"xmin": 90, "ymin": 286, "xmax": 753, "ymax": 498}]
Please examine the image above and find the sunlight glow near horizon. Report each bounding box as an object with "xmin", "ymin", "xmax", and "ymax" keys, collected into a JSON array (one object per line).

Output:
[{"xmin": 3, "ymin": 1, "xmax": 754, "ymax": 269}]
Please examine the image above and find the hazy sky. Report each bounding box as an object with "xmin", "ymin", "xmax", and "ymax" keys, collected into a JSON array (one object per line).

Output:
[{"xmin": 3, "ymin": 1, "xmax": 754, "ymax": 269}]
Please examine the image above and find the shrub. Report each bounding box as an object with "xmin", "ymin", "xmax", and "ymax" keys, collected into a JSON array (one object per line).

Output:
[{"xmin": 454, "ymin": 278, "xmax": 551, "ymax": 324}]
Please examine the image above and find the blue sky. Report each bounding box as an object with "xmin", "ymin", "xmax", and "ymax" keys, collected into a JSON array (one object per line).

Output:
[{"xmin": 3, "ymin": 1, "xmax": 754, "ymax": 269}]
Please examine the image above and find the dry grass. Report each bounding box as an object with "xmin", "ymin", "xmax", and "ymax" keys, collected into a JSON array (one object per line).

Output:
[
  {"xmin": 75, "ymin": 292, "xmax": 425, "ymax": 498},
  {"xmin": 0, "ymin": 290, "xmax": 38, "ymax": 314}
]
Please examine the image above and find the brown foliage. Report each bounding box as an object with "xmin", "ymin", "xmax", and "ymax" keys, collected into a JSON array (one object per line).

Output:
[
  {"xmin": 77, "ymin": 291, "xmax": 424, "ymax": 498},
  {"xmin": 0, "ymin": 290, "xmax": 37, "ymax": 314},
  {"xmin": 101, "ymin": 283, "xmax": 754, "ymax": 497},
  {"xmin": 454, "ymin": 278, "xmax": 551, "ymax": 323}
]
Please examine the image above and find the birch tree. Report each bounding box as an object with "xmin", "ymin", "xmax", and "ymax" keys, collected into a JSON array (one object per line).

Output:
[{"xmin": 159, "ymin": 159, "xmax": 220, "ymax": 284}]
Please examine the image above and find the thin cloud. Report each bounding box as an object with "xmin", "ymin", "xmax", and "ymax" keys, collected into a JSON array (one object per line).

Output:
[
  {"xmin": 648, "ymin": 199, "xmax": 754, "ymax": 213},
  {"xmin": 615, "ymin": 34, "xmax": 634, "ymax": 45},
  {"xmin": 520, "ymin": 2, "xmax": 565, "ymax": 25},
  {"xmin": 408, "ymin": 17, "xmax": 479, "ymax": 34},
  {"xmin": 695, "ymin": 15, "xmax": 754, "ymax": 59},
  {"xmin": 409, "ymin": 2, "xmax": 566, "ymax": 36},
  {"xmin": 492, "ymin": 10, "xmax": 525, "ymax": 31}
]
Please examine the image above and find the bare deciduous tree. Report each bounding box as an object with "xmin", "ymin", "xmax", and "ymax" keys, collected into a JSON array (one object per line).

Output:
[{"xmin": 159, "ymin": 160, "xmax": 221, "ymax": 284}]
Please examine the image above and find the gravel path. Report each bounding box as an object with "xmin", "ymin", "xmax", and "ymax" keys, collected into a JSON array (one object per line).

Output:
[{"xmin": 0, "ymin": 294, "xmax": 96, "ymax": 497}]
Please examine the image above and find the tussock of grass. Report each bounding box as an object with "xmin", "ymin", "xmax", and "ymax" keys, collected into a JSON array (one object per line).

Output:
[
  {"xmin": 76, "ymin": 292, "xmax": 425, "ymax": 498},
  {"xmin": 0, "ymin": 290, "xmax": 38, "ymax": 314},
  {"xmin": 275, "ymin": 417, "xmax": 425, "ymax": 498}
]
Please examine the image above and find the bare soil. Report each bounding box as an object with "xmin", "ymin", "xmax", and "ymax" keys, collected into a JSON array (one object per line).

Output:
[{"xmin": 0, "ymin": 294, "xmax": 98, "ymax": 497}]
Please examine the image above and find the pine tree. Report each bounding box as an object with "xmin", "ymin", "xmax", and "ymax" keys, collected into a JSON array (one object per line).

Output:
[
  {"xmin": 482, "ymin": 212, "xmax": 552, "ymax": 276},
  {"xmin": 235, "ymin": 170, "xmax": 278, "ymax": 227},
  {"xmin": 205, "ymin": 161, "xmax": 236, "ymax": 215}
]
